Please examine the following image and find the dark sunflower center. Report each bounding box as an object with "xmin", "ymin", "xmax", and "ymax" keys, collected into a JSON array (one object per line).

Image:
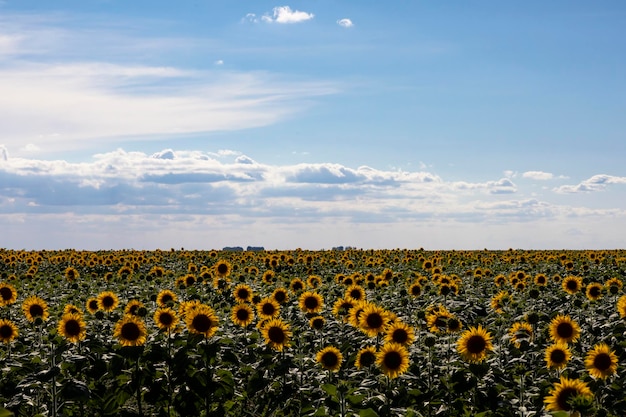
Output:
[
  {"xmin": 236, "ymin": 308, "xmax": 250, "ymax": 321},
  {"xmin": 411, "ymin": 286, "xmax": 421, "ymax": 296},
  {"xmin": 322, "ymin": 352, "xmax": 339, "ymax": 367},
  {"xmin": 29, "ymin": 304, "xmax": 44, "ymax": 317},
  {"xmin": 304, "ymin": 297, "xmax": 319, "ymax": 310},
  {"xmin": 589, "ymin": 287, "xmax": 601, "ymax": 297},
  {"xmin": 392, "ymin": 329, "xmax": 408, "ymax": 343},
  {"xmin": 237, "ymin": 289, "xmax": 249, "ymax": 299},
  {"xmin": 350, "ymin": 290, "xmax": 362, "ymax": 299},
  {"xmin": 359, "ymin": 352, "xmax": 376, "ymax": 367},
  {"xmin": 159, "ymin": 313, "xmax": 173, "ymax": 326},
  {"xmin": 121, "ymin": 322, "xmax": 141, "ymax": 341},
  {"xmin": 160, "ymin": 294, "xmax": 173, "ymax": 304},
  {"xmin": 466, "ymin": 335, "xmax": 487, "ymax": 354},
  {"xmin": 64, "ymin": 319, "xmax": 81, "ymax": 336},
  {"xmin": 217, "ymin": 263, "xmax": 229, "ymax": 275},
  {"xmin": 186, "ymin": 276, "xmax": 195, "ymax": 285},
  {"xmin": 292, "ymin": 282, "xmax": 303, "ymax": 291},
  {"xmin": 0, "ymin": 287, "xmax": 13, "ymax": 301},
  {"xmin": 0, "ymin": 324, "xmax": 14, "ymax": 339},
  {"xmin": 383, "ymin": 351, "xmax": 402, "ymax": 370},
  {"xmin": 88, "ymin": 300, "xmax": 98, "ymax": 310},
  {"xmin": 312, "ymin": 319, "xmax": 324, "ymax": 329},
  {"xmin": 550, "ymin": 349, "xmax": 566, "ymax": 364},
  {"xmin": 268, "ymin": 326, "xmax": 286, "ymax": 344},
  {"xmin": 537, "ymin": 277, "xmax": 546, "ymax": 284},
  {"xmin": 262, "ymin": 303, "xmax": 276, "ymax": 315},
  {"xmin": 102, "ymin": 296, "xmax": 115, "ymax": 308},
  {"xmin": 192, "ymin": 314, "xmax": 213, "ymax": 333},
  {"xmin": 556, "ymin": 387, "xmax": 577, "ymax": 411},
  {"xmin": 566, "ymin": 280, "xmax": 578, "ymax": 290},
  {"xmin": 556, "ymin": 323, "xmax": 574, "ymax": 339},
  {"xmin": 274, "ymin": 291, "xmax": 286, "ymax": 303},
  {"xmin": 366, "ymin": 313, "xmax": 383, "ymax": 329},
  {"xmin": 128, "ymin": 305, "xmax": 139, "ymax": 315},
  {"xmin": 593, "ymin": 353, "xmax": 612, "ymax": 371}
]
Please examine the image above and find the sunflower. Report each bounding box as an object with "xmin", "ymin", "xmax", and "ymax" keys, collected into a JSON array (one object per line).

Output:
[
  {"xmin": 185, "ymin": 304, "xmax": 219, "ymax": 338},
  {"xmin": 309, "ymin": 315, "xmax": 325, "ymax": 331},
  {"xmin": 332, "ymin": 297, "xmax": 355, "ymax": 322},
  {"xmin": 0, "ymin": 319, "xmax": 18, "ymax": 344},
  {"xmin": 256, "ymin": 297, "xmax": 280, "ymax": 320},
  {"xmin": 64, "ymin": 267, "xmax": 79, "ymax": 282},
  {"xmin": 156, "ymin": 289, "xmax": 177, "ymax": 308},
  {"xmin": 316, "ymin": 346, "xmax": 343, "ymax": 372},
  {"xmin": 376, "ymin": 343, "xmax": 410, "ymax": 379},
  {"xmin": 214, "ymin": 259, "xmax": 232, "ymax": 278},
  {"xmin": 86, "ymin": 297, "xmax": 99, "ymax": 314},
  {"xmin": 355, "ymin": 345, "xmax": 378, "ymax": 369},
  {"xmin": 617, "ymin": 295, "xmax": 626, "ymax": 318},
  {"xmin": 271, "ymin": 287, "xmax": 289, "ymax": 305},
  {"xmin": 549, "ymin": 314, "xmax": 580, "ymax": 344},
  {"xmin": 63, "ymin": 304, "xmax": 83, "ymax": 316},
  {"xmin": 262, "ymin": 270, "xmax": 276, "ymax": 285},
  {"xmin": 408, "ymin": 282, "xmax": 422, "ymax": 297},
  {"xmin": 298, "ymin": 291, "xmax": 324, "ymax": 314},
  {"xmin": 585, "ymin": 282, "xmax": 603, "ymax": 301},
  {"xmin": 58, "ymin": 313, "xmax": 87, "ymax": 343},
  {"xmin": 489, "ymin": 291, "xmax": 510, "ymax": 314},
  {"xmin": 545, "ymin": 343, "xmax": 571, "ymax": 370},
  {"xmin": 384, "ymin": 321, "xmax": 415, "ymax": 346},
  {"xmin": 509, "ymin": 322, "xmax": 533, "ymax": 348},
  {"xmin": 348, "ymin": 300, "xmax": 369, "ymax": 328},
  {"xmin": 456, "ymin": 325, "xmax": 493, "ymax": 363},
  {"xmin": 289, "ymin": 278, "xmax": 305, "ymax": 293},
  {"xmin": 307, "ymin": 275, "xmax": 322, "ymax": 288},
  {"xmin": 561, "ymin": 275, "xmax": 583, "ymax": 295},
  {"xmin": 345, "ymin": 284, "xmax": 366, "ymax": 301},
  {"xmin": 446, "ymin": 316, "xmax": 463, "ymax": 333},
  {"xmin": 231, "ymin": 303, "xmax": 255, "ymax": 327},
  {"xmin": 533, "ymin": 273, "xmax": 548, "ymax": 286},
  {"xmin": 261, "ymin": 318, "xmax": 291, "ymax": 351},
  {"xmin": 232, "ymin": 284, "xmax": 253, "ymax": 303},
  {"xmin": 113, "ymin": 315, "xmax": 147, "ymax": 347},
  {"xmin": 22, "ymin": 295, "xmax": 49, "ymax": 322},
  {"xmin": 125, "ymin": 300, "xmax": 145, "ymax": 316},
  {"xmin": 154, "ymin": 307, "xmax": 179, "ymax": 331},
  {"xmin": 426, "ymin": 308, "xmax": 453, "ymax": 334},
  {"xmin": 584, "ymin": 343, "xmax": 618, "ymax": 379},
  {"xmin": 97, "ymin": 291, "xmax": 119, "ymax": 312},
  {"xmin": 544, "ymin": 376, "xmax": 593, "ymax": 412},
  {"xmin": 0, "ymin": 282, "xmax": 18, "ymax": 306},
  {"xmin": 359, "ymin": 304, "xmax": 389, "ymax": 337}
]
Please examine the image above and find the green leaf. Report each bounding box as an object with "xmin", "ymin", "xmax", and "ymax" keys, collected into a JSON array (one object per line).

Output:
[
  {"xmin": 358, "ymin": 408, "xmax": 379, "ymax": 417},
  {"xmin": 321, "ymin": 383, "xmax": 337, "ymax": 397},
  {"xmin": 0, "ymin": 407, "xmax": 14, "ymax": 417}
]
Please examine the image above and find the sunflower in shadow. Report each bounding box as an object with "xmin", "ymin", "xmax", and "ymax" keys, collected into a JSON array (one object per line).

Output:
[
  {"xmin": 456, "ymin": 325, "xmax": 493, "ymax": 363},
  {"xmin": 185, "ymin": 304, "xmax": 219, "ymax": 338},
  {"xmin": 0, "ymin": 319, "xmax": 18, "ymax": 344},
  {"xmin": 114, "ymin": 315, "xmax": 147, "ymax": 347},
  {"xmin": 355, "ymin": 345, "xmax": 377, "ymax": 369},
  {"xmin": 0, "ymin": 282, "xmax": 18, "ymax": 307},
  {"xmin": 545, "ymin": 343, "xmax": 571, "ymax": 370},
  {"xmin": 548, "ymin": 314, "xmax": 580, "ymax": 344},
  {"xmin": 544, "ymin": 376, "xmax": 593, "ymax": 413},
  {"xmin": 584, "ymin": 342, "xmax": 618, "ymax": 379},
  {"xmin": 156, "ymin": 289, "xmax": 177, "ymax": 308},
  {"xmin": 376, "ymin": 343, "xmax": 409, "ymax": 379},
  {"xmin": 154, "ymin": 307, "xmax": 179, "ymax": 332},
  {"xmin": 58, "ymin": 313, "xmax": 87, "ymax": 343},
  {"xmin": 261, "ymin": 318, "xmax": 291, "ymax": 351},
  {"xmin": 22, "ymin": 295, "xmax": 49, "ymax": 322},
  {"xmin": 316, "ymin": 346, "xmax": 343, "ymax": 372},
  {"xmin": 384, "ymin": 321, "xmax": 415, "ymax": 346}
]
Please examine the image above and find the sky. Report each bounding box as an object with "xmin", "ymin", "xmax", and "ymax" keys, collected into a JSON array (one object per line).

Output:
[{"xmin": 1, "ymin": 1, "xmax": 626, "ymax": 251}]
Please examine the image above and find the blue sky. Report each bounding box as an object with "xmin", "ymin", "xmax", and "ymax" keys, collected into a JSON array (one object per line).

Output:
[{"xmin": 1, "ymin": 1, "xmax": 625, "ymax": 250}]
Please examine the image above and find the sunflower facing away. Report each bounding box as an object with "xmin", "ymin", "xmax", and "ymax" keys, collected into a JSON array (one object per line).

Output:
[
  {"xmin": 153, "ymin": 307, "xmax": 179, "ymax": 331},
  {"xmin": 544, "ymin": 376, "xmax": 593, "ymax": 412},
  {"xmin": 456, "ymin": 325, "xmax": 494, "ymax": 363},
  {"xmin": 186, "ymin": 304, "xmax": 219, "ymax": 338},
  {"xmin": 545, "ymin": 343, "xmax": 571, "ymax": 370},
  {"xmin": 231, "ymin": 303, "xmax": 255, "ymax": 327},
  {"xmin": 114, "ymin": 315, "xmax": 148, "ymax": 347},
  {"xmin": 0, "ymin": 282, "xmax": 18, "ymax": 306},
  {"xmin": 355, "ymin": 346, "xmax": 378, "ymax": 369},
  {"xmin": 584, "ymin": 343, "xmax": 618, "ymax": 379},
  {"xmin": 97, "ymin": 291, "xmax": 119, "ymax": 312},
  {"xmin": 298, "ymin": 291, "xmax": 324, "ymax": 315},
  {"xmin": 376, "ymin": 343, "xmax": 410, "ymax": 379},
  {"xmin": 548, "ymin": 314, "xmax": 580, "ymax": 344},
  {"xmin": 58, "ymin": 313, "xmax": 87, "ymax": 343},
  {"xmin": 316, "ymin": 346, "xmax": 343, "ymax": 372},
  {"xmin": 261, "ymin": 318, "xmax": 292, "ymax": 351},
  {"xmin": 0, "ymin": 319, "xmax": 18, "ymax": 344},
  {"xmin": 22, "ymin": 295, "xmax": 49, "ymax": 322}
]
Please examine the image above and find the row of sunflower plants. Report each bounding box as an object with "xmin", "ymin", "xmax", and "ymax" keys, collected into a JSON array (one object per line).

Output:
[{"xmin": 0, "ymin": 248, "xmax": 626, "ymax": 416}]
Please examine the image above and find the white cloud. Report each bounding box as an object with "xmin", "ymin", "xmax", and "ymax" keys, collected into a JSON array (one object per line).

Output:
[
  {"xmin": 215, "ymin": 59, "xmax": 224, "ymax": 65},
  {"xmin": 554, "ymin": 174, "xmax": 626, "ymax": 193},
  {"xmin": 336, "ymin": 18, "xmax": 353, "ymax": 28},
  {"xmin": 522, "ymin": 170, "xmax": 554, "ymax": 180},
  {"xmin": 261, "ymin": 6, "xmax": 314, "ymax": 24}
]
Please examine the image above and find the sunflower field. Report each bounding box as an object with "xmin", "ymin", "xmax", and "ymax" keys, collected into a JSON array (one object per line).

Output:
[{"xmin": 1, "ymin": 248, "xmax": 626, "ymax": 417}]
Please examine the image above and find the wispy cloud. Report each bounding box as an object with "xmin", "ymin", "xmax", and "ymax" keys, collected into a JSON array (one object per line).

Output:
[
  {"xmin": 336, "ymin": 18, "xmax": 353, "ymax": 28},
  {"xmin": 522, "ymin": 170, "xmax": 554, "ymax": 180},
  {"xmin": 554, "ymin": 174, "xmax": 626, "ymax": 193},
  {"xmin": 261, "ymin": 6, "xmax": 314, "ymax": 24}
]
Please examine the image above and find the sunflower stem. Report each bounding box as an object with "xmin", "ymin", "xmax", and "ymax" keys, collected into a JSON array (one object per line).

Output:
[{"xmin": 135, "ymin": 358, "xmax": 143, "ymax": 417}]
